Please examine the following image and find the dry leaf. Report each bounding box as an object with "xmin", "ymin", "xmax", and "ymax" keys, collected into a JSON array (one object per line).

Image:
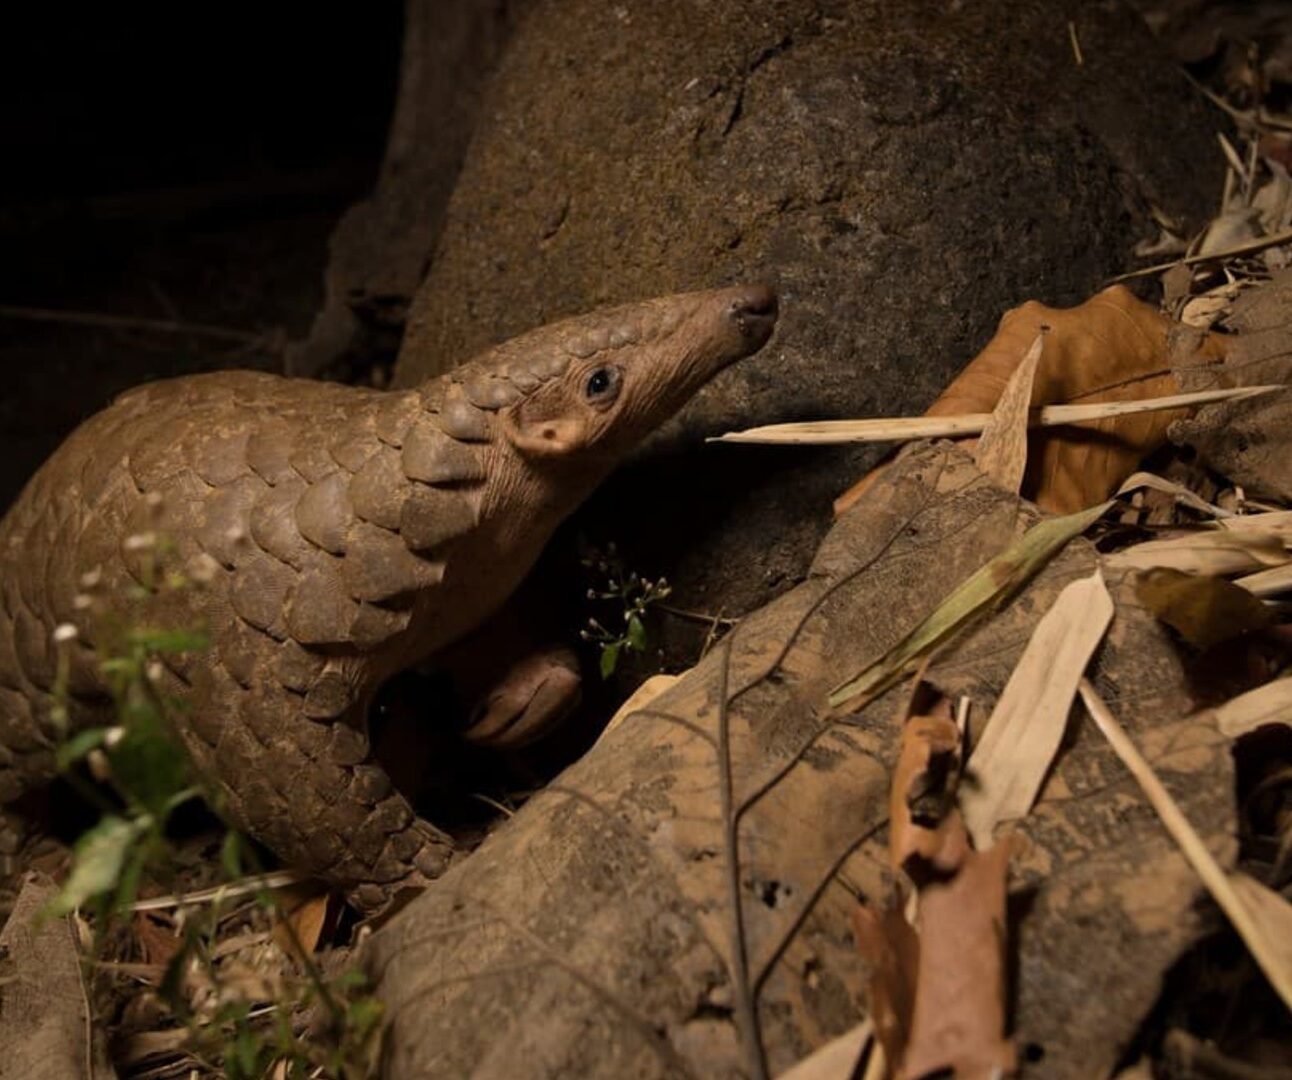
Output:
[
  {"xmin": 963, "ymin": 570, "xmax": 1114, "ymax": 848},
  {"xmin": 835, "ymin": 285, "xmax": 1224, "ymax": 515},
  {"xmin": 271, "ymin": 883, "xmax": 333, "ymax": 960},
  {"xmin": 1103, "ymin": 529, "xmax": 1290, "ymax": 575},
  {"xmin": 973, "ymin": 332, "xmax": 1043, "ymax": 494},
  {"xmin": 1135, "ymin": 567, "xmax": 1275, "ymax": 648},
  {"xmin": 853, "ymin": 903, "xmax": 920, "ymax": 1074},
  {"xmin": 599, "ymin": 673, "xmax": 681, "ymax": 740},
  {"xmin": 1209, "ymin": 677, "xmax": 1292, "ymax": 739},
  {"xmin": 132, "ymin": 911, "xmax": 182, "ymax": 977},
  {"xmin": 1078, "ymin": 679, "xmax": 1292, "ymax": 1012},
  {"xmin": 829, "ymin": 501, "xmax": 1111, "ymax": 711},
  {"xmin": 1236, "ymin": 561, "xmax": 1292, "ymax": 597},
  {"xmin": 891, "ymin": 697, "xmax": 965, "ymax": 873},
  {"xmin": 775, "ymin": 1021, "xmax": 873, "ymax": 1080},
  {"xmin": 901, "ymin": 838, "xmax": 1018, "ymax": 1080}
]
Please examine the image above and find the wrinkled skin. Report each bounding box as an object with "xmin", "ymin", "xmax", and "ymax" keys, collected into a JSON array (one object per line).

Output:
[{"xmin": 0, "ymin": 285, "xmax": 777, "ymax": 910}]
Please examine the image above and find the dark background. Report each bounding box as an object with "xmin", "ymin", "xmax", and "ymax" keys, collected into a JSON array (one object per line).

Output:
[{"xmin": 0, "ymin": 6, "xmax": 404, "ymax": 508}]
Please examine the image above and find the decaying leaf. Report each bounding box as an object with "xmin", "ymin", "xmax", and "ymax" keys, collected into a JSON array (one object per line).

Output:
[
  {"xmin": 133, "ymin": 910, "xmax": 182, "ymax": 974},
  {"xmin": 901, "ymin": 838, "xmax": 1018, "ymax": 1080},
  {"xmin": 962, "ymin": 570, "xmax": 1114, "ymax": 849},
  {"xmin": 1135, "ymin": 567, "xmax": 1275, "ymax": 648},
  {"xmin": 829, "ymin": 501, "xmax": 1111, "ymax": 711},
  {"xmin": 1171, "ymin": 269, "xmax": 1292, "ymax": 502},
  {"xmin": 890, "ymin": 694, "xmax": 965, "ymax": 872},
  {"xmin": 972, "ymin": 332, "xmax": 1043, "ymax": 495}
]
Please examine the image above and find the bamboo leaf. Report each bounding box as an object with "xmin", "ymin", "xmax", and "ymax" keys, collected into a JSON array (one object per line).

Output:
[{"xmin": 829, "ymin": 500, "xmax": 1112, "ymax": 710}]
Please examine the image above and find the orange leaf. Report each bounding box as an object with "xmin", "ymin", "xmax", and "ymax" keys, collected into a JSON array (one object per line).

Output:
[{"xmin": 836, "ymin": 286, "xmax": 1225, "ymax": 515}]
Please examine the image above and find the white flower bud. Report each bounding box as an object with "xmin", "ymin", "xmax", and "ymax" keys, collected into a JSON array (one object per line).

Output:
[{"xmin": 52, "ymin": 623, "xmax": 78, "ymax": 644}]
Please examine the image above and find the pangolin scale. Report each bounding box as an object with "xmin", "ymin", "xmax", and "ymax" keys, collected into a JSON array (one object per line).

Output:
[{"xmin": 0, "ymin": 285, "xmax": 777, "ymax": 910}]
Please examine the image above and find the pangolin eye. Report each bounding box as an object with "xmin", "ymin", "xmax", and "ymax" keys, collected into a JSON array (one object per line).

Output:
[{"xmin": 584, "ymin": 366, "xmax": 620, "ymax": 404}]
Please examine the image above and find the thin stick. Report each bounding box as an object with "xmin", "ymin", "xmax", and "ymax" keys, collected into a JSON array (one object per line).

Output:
[
  {"xmin": 1077, "ymin": 679, "xmax": 1292, "ymax": 1011},
  {"xmin": 130, "ymin": 870, "xmax": 305, "ymax": 912},
  {"xmin": 710, "ymin": 386, "xmax": 1278, "ymax": 445},
  {"xmin": 0, "ymin": 304, "xmax": 267, "ymax": 347},
  {"xmin": 1067, "ymin": 21, "xmax": 1083, "ymax": 67}
]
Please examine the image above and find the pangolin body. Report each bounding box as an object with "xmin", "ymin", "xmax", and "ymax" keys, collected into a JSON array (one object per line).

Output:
[{"xmin": 0, "ymin": 285, "xmax": 777, "ymax": 909}]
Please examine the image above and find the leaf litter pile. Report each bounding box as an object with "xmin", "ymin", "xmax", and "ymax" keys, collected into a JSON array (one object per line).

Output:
[{"xmin": 8, "ymin": 7, "xmax": 1292, "ymax": 1080}]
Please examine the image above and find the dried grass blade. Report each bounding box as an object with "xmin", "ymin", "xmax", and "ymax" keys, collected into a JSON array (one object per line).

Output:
[
  {"xmin": 775, "ymin": 1020, "xmax": 873, "ymax": 1080},
  {"xmin": 709, "ymin": 387, "xmax": 1277, "ymax": 445},
  {"xmin": 828, "ymin": 501, "xmax": 1111, "ymax": 711},
  {"xmin": 1235, "ymin": 562, "xmax": 1292, "ymax": 598},
  {"xmin": 974, "ymin": 332, "xmax": 1043, "ymax": 493},
  {"xmin": 1102, "ymin": 530, "xmax": 1289, "ymax": 576},
  {"xmin": 1077, "ymin": 679, "xmax": 1292, "ymax": 1012},
  {"xmin": 1116, "ymin": 472, "xmax": 1233, "ymax": 519},
  {"xmin": 963, "ymin": 570, "xmax": 1114, "ymax": 848},
  {"xmin": 1210, "ymin": 678, "xmax": 1292, "ymax": 739}
]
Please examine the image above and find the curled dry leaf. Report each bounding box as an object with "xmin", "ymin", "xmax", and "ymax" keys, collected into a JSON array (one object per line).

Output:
[
  {"xmin": 890, "ymin": 694, "xmax": 965, "ymax": 873},
  {"xmin": 1135, "ymin": 567, "xmax": 1274, "ymax": 649},
  {"xmin": 836, "ymin": 285, "xmax": 1224, "ymax": 516}
]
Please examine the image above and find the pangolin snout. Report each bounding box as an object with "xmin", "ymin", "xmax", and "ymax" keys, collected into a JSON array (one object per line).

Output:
[{"xmin": 725, "ymin": 283, "xmax": 778, "ymax": 349}]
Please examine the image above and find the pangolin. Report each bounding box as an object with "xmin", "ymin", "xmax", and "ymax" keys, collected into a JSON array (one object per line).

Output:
[{"xmin": 0, "ymin": 284, "xmax": 777, "ymax": 910}]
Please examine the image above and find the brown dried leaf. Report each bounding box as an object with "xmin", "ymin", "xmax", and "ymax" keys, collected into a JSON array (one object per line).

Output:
[
  {"xmin": 902, "ymin": 838, "xmax": 1018, "ymax": 1080},
  {"xmin": 973, "ymin": 332, "xmax": 1043, "ymax": 495},
  {"xmin": 890, "ymin": 697, "xmax": 965, "ymax": 874},
  {"xmin": 836, "ymin": 286, "xmax": 1223, "ymax": 515},
  {"xmin": 1135, "ymin": 567, "xmax": 1274, "ymax": 649},
  {"xmin": 853, "ymin": 903, "xmax": 919, "ymax": 1074},
  {"xmin": 963, "ymin": 570, "xmax": 1114, "ymax": 848},
  {"xmin": 271, "ymin": 883, "xmax": 333, "ymax": 960},
  {"xmin": 132, "ymin": 911, "xmax": 182, "ymax": 977}
]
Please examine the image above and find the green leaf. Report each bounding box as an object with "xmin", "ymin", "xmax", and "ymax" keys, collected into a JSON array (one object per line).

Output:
[
  {"xmin": 828, "ymin": 500, "xmax": 1113, "ymax": 710},
  {"xmin": 347, "ymin": 995, "xmax": 385, "ymax": 1039},
  {"xmin": 44, "ymin": 814, "xmax": 150, "ymax": 917},
  {"xmin": 55, "ymin": 726, "xmax": 110, "ymax": 771},
  {"xmin": 109, "ymin": 707, "xmax": 191, "ymax": 818},
  {"xmin": 626, "ymin": 614, "xmax": 647, "ymax": 652},
  {"xmin": 599, "ymin": 643, "xmax": 621, "ymax": 679},
  {"xmin": 220, "ymin": 831, "xmax": 244, "ymax": 880}
]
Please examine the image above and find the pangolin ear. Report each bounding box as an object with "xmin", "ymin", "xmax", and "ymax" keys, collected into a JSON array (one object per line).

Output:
[{"xmin": 500, "ymin": 408, "xmax": 588, "ymax": 458}]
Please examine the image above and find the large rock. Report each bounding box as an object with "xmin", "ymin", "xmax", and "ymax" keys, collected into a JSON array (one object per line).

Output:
[{"xmin": 394, "ymin": 0, "xmax": 1222, "ymax": 642}]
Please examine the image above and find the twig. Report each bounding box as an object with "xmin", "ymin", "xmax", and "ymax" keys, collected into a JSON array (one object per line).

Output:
[
  {"xmin": 0, "ymin": 304, "xmax": 270, "ymax": 348},
  {"xmin": 1067, "ymin": 21, "xmax": 1083, "ymax": 67},
  {"xmin": 656, "ymin": 603, "xmax": 739, "ymax": 627},
  {"xmin": 1078, "ymin": 679, "xmax": 1292, "ymax": 1011},
  {"xmin": 1105, "ymin": 227, "xmax": 1292, "ymax": 284},
  {"xmin": 711, "ymin": 386, "xmax": 1278, "ymax": 445},
  {"xmin": 130, "ymin": 870, "xmax": 305, "ymax": 912}
]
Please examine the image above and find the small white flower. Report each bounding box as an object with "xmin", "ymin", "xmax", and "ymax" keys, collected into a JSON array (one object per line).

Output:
[
  {"xmin": 52, "ymin": 623, "xmax": 78, "ymax": 644},
  {"xmin": 72, "ymin": 593, "xmax": 93, "ymax": 611},
  {"xmin": 144, "ymin": 491, "xmax": 164, "ymax": 509},
  {"xmin": 187, "ymin": 553, "xmax": 219, "ymax": 584},
  {"xmin": 123, "ymin": 531, "xmax": 157, "ymax": 552},
  {"xmin": 146, "ymin": 660, "xmax": 165, "ymax": 684},
  {"xmin": 103, "ymin": 726, "xmax": 126, "ymax": 748},
  {"xmin": 79, "ymin": 567, "xmax": 103, "ymax": 589}
]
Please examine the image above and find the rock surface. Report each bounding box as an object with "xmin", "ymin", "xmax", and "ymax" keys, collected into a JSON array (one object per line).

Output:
[{"xmin": 391, "ymin": 0, "xmax": 1223, "ymax": 642}]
